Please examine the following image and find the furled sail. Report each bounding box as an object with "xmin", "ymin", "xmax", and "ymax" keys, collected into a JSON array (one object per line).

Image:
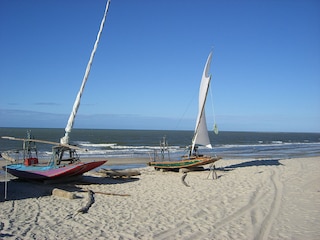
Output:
[
  {"xmin": 191, "ymin": 51, "xmax": 213, "ymax": 153},
  {"xmin": 60, "ymin": 0, "xmax": 111, "ymax": 144}
]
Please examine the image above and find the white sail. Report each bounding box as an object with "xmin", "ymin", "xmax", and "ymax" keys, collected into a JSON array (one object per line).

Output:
[
  {"xmin": 60, "ymin": 0, "xmax": 111, "ymax": 144},
  {"xmin": 191, "ymin": 51, "xmax": 213, "ymax": 152}
]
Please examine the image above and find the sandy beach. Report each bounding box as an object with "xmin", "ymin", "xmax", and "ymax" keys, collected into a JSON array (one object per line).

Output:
[{"xmin": 1, "ymin": 156, "xmax": 319, "ymax": 239}]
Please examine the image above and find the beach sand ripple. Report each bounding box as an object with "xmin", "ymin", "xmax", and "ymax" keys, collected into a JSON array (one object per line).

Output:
[{"xmin": 1, "ymin": 156, "xmax": 320, "ymax": 239}]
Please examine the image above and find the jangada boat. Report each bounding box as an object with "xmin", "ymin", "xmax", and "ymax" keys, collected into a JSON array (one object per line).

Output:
[
  {"xmin": 1, "ymin": 0, "xmax": 112, "ymax": 180},
  {"xmin": 2, "ymin": 134, "xmax": 106, "ymax": 180},
  {"xmin": 148, "ymin": 51, "xmax": 222, "ymax": 170}
]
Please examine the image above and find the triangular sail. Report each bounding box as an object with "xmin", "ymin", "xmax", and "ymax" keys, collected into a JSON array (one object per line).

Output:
[
  {"xmin": 60, "ymin": 0, "xmax": 111, "ymax": 144},
  {"xmin": 191, "ymin": 51, "xmax": 213, "ymax": 153}
]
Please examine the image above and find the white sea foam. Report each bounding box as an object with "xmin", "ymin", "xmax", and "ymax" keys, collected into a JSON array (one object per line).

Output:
[
  {"xmin": 2, "ymin": 129, "xmax": 318, "ymax": 160},
  {"xmin": 73, "ymin": 141, "xmax": 320, "ymax": 159}
]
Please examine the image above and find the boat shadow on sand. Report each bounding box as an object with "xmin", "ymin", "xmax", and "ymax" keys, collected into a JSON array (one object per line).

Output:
[
  {"xmin": 206, "ymin": 159, "xmax": 283, "ymax": 180},
  {"xmin": 222, "ymin": 159, "xmax": 283, "ymax": 170},
  {"xmin": 0, "ymin": 173, "xmax": 139, "ymax": 202}
]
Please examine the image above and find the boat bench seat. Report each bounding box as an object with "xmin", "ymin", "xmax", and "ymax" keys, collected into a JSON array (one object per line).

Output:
[{"xmin": 59, "ymin": 157, "xmax": 79, "ymax": 163}]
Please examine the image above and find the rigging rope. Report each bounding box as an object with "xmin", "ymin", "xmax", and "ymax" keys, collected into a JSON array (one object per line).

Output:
[{"xmin": 209, "ymin": 83, "xmax": 219, "ymax": 135}]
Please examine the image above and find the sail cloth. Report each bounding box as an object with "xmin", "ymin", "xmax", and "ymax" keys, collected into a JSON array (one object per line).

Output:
[
  {"xmin": 60, "ymin": 0, "xmax": 111, "ymax": 144},
  {"xmin": 191, "ymin": 52, "xmax": 213, "ymax": 152}
]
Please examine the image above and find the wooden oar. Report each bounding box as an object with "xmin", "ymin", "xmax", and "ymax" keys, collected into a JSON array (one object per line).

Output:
[
  {"xmin": 1, "ymin": 136, "xmax": 82, "ymax": 150},
  {"xmin": 94, "ymin": 191, "xmax": 130, "ymax": 197}
]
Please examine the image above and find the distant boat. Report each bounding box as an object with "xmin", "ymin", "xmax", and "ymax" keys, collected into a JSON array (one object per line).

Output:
[
  {"xmin": 148, "ymin": 51, "xmax": 221, "ymax": 170},
  {"xmin": 1, "ymin": 0, "xmax": 112, "ymax": 180}
]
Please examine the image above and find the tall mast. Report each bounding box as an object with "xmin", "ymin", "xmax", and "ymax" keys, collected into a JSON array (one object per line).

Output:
[
  {"xmin": 191, "ymin": 51, "xmax": 213, "ymax": 155},
  {"xmin": 60, "ymin": 0, "xmax": 111, "ymax": 144}
]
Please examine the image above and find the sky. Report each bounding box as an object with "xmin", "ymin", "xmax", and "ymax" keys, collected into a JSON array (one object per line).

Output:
[{"xmin": 0, "ymin": 0, "xmax": 319, "ymax": 133}]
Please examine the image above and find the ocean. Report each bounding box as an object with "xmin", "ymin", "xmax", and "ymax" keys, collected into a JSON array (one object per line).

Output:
[{"xmin": 0, "ymin": 128, "xmax": 319, "ymax": 161}]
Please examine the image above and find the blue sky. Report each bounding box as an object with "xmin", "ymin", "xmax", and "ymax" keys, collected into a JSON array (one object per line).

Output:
[{"xmin": 0, "ymin": 0, "xmax": 319, "ymax": 132}]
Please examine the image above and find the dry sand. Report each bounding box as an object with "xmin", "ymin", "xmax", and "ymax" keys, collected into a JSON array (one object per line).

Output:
[{"xmin": 0, "ymin": 156, "xmax": 319, "ymax": 239}]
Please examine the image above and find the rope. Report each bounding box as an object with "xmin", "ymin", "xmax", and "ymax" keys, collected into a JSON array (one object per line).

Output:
[{"xmin": 209, "ymin": 84, "xmax": 218, "ymax": 135}]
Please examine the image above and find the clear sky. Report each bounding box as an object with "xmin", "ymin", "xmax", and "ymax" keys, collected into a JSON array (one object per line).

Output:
[{"xmin": 0, "ymin": 0, "xmax": 319, "ymax": 132}]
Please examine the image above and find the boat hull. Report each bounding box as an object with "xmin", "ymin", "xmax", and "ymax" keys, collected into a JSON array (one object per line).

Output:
[
  {"xmin": 148, "ymin": 156, "xmax": 221, "ymax": 170},
  {"xmin": 3, "ymin": 160, "xmax": 107, "ymax": 180}
]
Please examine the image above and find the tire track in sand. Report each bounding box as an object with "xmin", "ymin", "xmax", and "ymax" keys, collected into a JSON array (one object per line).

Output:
[
  {"xmin": 153, "ymin": 183, "xmax": 269, "ymax": 240},
  {"xmin": 154, "ymin": 166, "xmax": 284, "ymax": 240},
  {"xmin": 255, "ymin": 168, "xmax": 283, "ymax": 240}
]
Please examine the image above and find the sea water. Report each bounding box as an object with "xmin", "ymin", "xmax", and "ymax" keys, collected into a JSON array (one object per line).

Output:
[{"xmin": 0, "ymin": 128, "xmax": 319, "ymax": 162}]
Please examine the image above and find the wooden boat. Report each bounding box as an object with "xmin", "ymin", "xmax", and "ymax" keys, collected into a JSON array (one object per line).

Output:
[
  {"xmin": 2, "ymin": 0, "xmax": 111, "ymax": 180},
  {"xmin": 148, "ymin": 51, "xmax": 221, "ymax": 170},
  {"xmin": 2, "ymin": 134, "xmax": 107, "ymax": 180},
  {"xmin": 3, "ymin": 158, "xmax": 106, "ymax": 180},
  {"xmin": 97, "ymin": 168, "xmax": 141, "ymax": 178},
  {"xmin": 149, "ymin": 156, "xmax": 222, "ymax": 170}
]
